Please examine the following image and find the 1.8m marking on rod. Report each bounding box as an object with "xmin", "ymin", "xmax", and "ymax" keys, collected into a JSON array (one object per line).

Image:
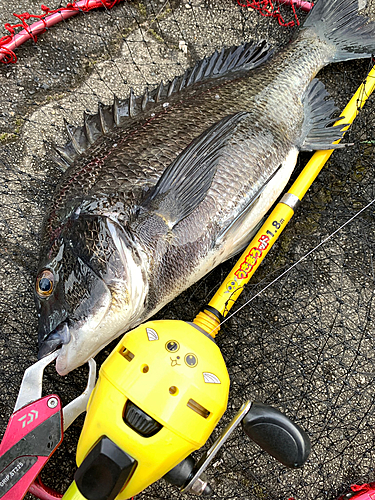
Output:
[{"xmin": 266, "ymin": 219, "xmax": 285, "ymax": 238}]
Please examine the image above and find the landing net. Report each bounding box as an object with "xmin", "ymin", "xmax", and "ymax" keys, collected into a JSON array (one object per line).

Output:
[{"xmin": 0, "ymin": 2, "xmax": 374, "ymax": 499}]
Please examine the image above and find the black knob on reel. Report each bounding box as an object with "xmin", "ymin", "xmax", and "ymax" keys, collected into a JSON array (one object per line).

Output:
[
  {"xmin": 74, "ymin": 436, "xmax": 137, "ymax": 500},
  {"xmin": 241, "ymin": 402, "xmax": 311, "ymax": 468}
]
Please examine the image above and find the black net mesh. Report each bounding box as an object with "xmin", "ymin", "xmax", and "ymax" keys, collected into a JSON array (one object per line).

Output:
[{"xmin": 0, "ymin": 1, "xmax": 374, "ymax": 499}]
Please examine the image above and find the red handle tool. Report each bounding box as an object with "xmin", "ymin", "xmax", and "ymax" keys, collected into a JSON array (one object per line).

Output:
[{"xmin": 0, "ymin": 351, "xmax": 96, "ymax": 500}]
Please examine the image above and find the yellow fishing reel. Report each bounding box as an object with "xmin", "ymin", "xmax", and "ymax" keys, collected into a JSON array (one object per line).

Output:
[
  {"xmin": 62, "ymin": 316, "xmax": 310, "ymax": 500},
  {"xmin": 66, "ymin": 319, "xmax": 229, "ymax": 499}
]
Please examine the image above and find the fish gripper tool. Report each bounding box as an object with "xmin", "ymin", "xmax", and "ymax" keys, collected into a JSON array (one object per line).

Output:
[{"xmin": 0, "ymin": 351, "xmax": 96, "ymax": 500}]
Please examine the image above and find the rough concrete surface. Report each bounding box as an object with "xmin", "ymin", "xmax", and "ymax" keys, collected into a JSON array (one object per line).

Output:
[{"xmin": 0, "ymin": 1, "xmax": 375, "ymax": 499}]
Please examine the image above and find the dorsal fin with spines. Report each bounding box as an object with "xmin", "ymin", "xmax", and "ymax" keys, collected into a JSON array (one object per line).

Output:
[
  {"xmin": 129, "ymin": 88, "xmax": 137, "ymax": 118},
  {"xmin": 98, "ymin": 102, "xmax": 114, "ymax": 134},
  {"xmin": 155, "ymin": 81, "xmax": 164, "ymax": 103},
  {"xmin": 141, "ymin": 89, "xmax": 149, "ymax": 111},
  {"xmin": 167, "ymin": 77, "xmax": 177, "ymax": 97},
  {"xmin": 53, "ymin": 40, "xmax": 273, "ymax": 170}
]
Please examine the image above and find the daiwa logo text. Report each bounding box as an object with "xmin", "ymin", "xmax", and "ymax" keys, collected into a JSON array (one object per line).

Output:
[{"xmin": 18, "ymin": 409, "xmax": 38, "ymax": 428}]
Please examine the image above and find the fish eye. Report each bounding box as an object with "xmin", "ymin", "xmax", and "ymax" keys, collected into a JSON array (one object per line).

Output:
[{"xmin": 36, "ymin": 269, "xmax": 54, "ymax": 298}]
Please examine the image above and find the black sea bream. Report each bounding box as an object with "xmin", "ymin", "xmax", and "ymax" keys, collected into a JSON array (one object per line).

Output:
[{"xmin": 35, "ymin": 0, "xmax": 375, "ymax": 375}]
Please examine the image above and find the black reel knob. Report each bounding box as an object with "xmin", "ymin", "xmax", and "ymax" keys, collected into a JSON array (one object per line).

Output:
[
  {"xmin": 241, "ymin": 402, "xmax": 311, "ymax": 468},
  {"xmin": 74, "ymin": 436, "xmax": 137, "ymax": 500}
]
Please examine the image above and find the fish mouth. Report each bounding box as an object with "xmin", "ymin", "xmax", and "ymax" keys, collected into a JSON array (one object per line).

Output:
[{"xmin": 38, "ymin": 322, "xmax": 71, "ymax": 359}]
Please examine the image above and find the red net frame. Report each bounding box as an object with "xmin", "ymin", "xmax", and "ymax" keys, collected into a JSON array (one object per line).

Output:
[
  {"xmin": 0, "ymin": 0, "xmax": 313, "ymax": 64},
  {"xmin": 0, "ymin": 0, "xmax": 124, "ymax": 64}
]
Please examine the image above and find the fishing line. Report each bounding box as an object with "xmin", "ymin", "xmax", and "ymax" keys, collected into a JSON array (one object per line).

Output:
[{"xmin": 217, "ymin": 196, "xmax": 375, "ymax": 329}]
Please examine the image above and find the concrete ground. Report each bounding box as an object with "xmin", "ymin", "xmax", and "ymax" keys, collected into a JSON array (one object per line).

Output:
[{"xmin": 0, "ymin": 1, "xmax": 375, "ymax": 499}]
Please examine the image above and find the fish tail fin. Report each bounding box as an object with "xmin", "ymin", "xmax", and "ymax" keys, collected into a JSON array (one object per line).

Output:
[{"xmin": 302, "ymin": 0, "xmax": 375, "ymax": 63}]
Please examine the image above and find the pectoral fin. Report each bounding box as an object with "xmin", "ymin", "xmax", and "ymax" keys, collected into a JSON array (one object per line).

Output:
[{"xmin": 136, "ymin": 112, "xmax": 249, "ymax": 228}]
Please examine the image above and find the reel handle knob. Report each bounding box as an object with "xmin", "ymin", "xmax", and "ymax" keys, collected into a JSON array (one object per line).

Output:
[{"xmin": 241, "ymin": 402, "xmax": 310, "ymax": 468}]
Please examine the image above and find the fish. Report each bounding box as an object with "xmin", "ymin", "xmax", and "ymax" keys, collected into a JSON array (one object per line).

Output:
[{"xmin": 35, "ymin": 0, "xmax": 375, "ymax": 375}]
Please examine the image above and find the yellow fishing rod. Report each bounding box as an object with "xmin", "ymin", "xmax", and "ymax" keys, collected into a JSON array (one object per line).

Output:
[
  {"xmin": 197, "ymin": 63, "xmax": 375, "ymax": 334},
  {"xmin": 61, "ymin": 64, "xmax": 375, "ymax": 500}
]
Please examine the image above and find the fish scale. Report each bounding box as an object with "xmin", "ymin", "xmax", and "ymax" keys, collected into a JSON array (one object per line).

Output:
[
  {"xmin": 35, "ymin": 0, "xmax": 375, "ymax": 375},
  {"xmin": 49, "ymin": 38, "xmax": 324, "ymax": 228}
]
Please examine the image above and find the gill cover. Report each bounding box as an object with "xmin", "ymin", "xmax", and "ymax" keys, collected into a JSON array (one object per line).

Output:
[{"xmin": 75, "ymin": 320, "xmax": 230, "ymax": 499}]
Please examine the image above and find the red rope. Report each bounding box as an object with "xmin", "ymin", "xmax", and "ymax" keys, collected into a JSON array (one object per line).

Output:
[
  {"xmin": 237, "ymin": 0, "xmax": 313, "ymax": 28},
  {"xmin": 0, "ymin": 0, "xmax": 124, "ymax": 64}
]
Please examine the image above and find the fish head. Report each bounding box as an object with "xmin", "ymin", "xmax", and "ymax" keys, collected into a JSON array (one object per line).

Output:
[{"xmin": 36, "ymin": 214, "xmax": 148, "ymax": 375}]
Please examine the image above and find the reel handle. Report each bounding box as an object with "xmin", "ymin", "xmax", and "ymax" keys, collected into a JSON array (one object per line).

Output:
[{"xmin": 241, "ymin": 402, "xmax": 310, "ymax": 468}]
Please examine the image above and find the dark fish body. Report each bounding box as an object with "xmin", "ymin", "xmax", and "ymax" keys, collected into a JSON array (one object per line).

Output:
[{"xmin": 35, "ymin": 0, "xmax": 375, "ymax": 374}]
